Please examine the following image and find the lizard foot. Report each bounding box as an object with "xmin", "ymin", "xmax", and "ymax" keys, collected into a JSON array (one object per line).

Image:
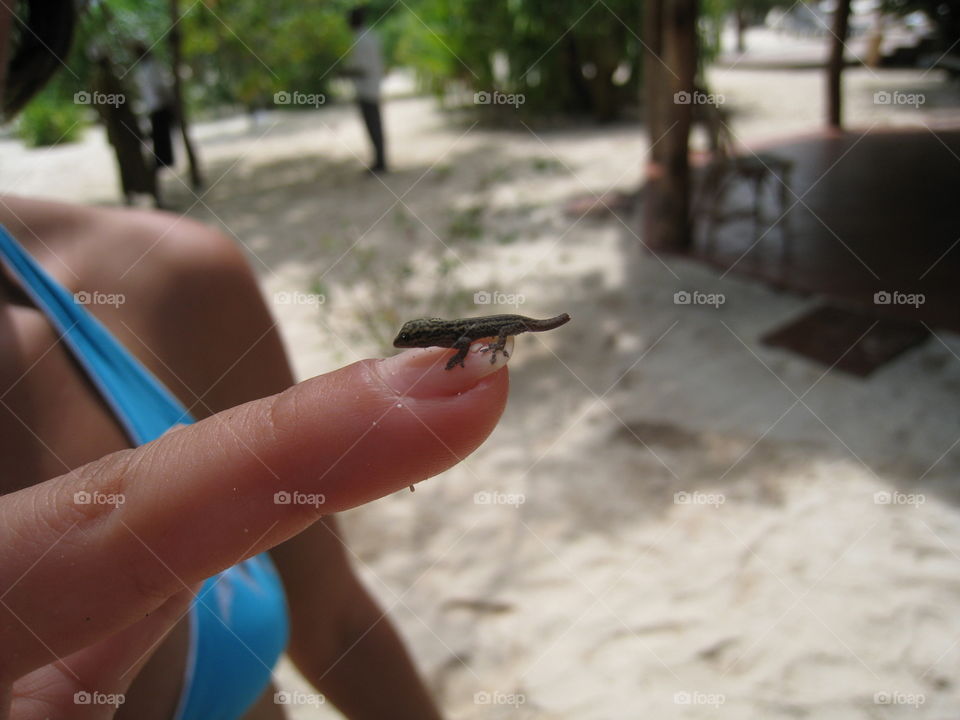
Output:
[
  {"xmin": 479, "ymin": 343, "xmax": 510, "ymax": 364},
  {"xmin": 445, "ymin": 352, "xmax": 468, "ymax": 370}
]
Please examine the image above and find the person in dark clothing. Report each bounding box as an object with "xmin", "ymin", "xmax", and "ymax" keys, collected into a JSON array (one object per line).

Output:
[
  {"xmin": 131, "ymin": 42, "xmax": 175, "ymax": 169},
  {"xmin": 92, "ymin": 54, "xmax": 158, "ymax": 206}
]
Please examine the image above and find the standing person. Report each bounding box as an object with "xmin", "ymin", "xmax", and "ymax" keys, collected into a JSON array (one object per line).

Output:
[
  {"xmin": 132, "ymin": 42, "xmax": 176, "ymax": 174},
  {"xmin": 92, "ymin": 53, "xmax": 158, "ymax": 206},
  {"xmin": 344, "ymin": 6, "xmax": 387, "ymax": 173}
]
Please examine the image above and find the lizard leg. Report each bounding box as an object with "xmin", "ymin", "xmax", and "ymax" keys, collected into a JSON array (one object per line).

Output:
[
  {"xmin": 445, "ymin": 337, "xmax": 472, "ymax": 370},
  {"xmin": 479, "ymin": 328, "xmax": 512, "ymax": 364}
]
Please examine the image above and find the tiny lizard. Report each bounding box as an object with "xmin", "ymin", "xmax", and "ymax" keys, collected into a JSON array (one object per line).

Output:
[{"xmin": 393, "ymin": 313, "xmax": 571, "ymax": 370}]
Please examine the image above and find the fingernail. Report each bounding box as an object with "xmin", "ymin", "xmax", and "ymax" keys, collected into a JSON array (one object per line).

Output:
[{"xmin": 375, "ymin": 337, "xmax": 513, "ymax": 398}]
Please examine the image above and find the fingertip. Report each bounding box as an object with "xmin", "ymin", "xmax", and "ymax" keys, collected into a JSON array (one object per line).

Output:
[{"xmin": 375, "ymin": 337, "xmax": 513, "ymax": 398}]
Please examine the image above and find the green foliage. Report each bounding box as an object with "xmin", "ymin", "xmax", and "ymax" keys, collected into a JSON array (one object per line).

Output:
[
  {"xmin": 181, "ymin": 2, "xmax": 354, "ymax": 110},
  {"xmin": 12, "ymin": 0, "xmax": 172, "ymax": 146},
  {"xmin": 390, "ymin": 0, "xmax": 643, "ymax": 121},
  {"xmin": 16, "ymin": 85, "xmax": 84, "ymax": 147}
]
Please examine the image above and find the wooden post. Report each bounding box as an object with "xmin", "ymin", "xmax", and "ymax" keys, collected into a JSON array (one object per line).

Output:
[
  {"xmin": 826, "ymin": 0, "xmax": 852, "ymax": 129},
  {"xmin": 169, "ymin": 0, "xmax": 203, "ymax": 189},
  {"xmin": 642, "ymin": 0, "xmax": 698, "ymax": 252}
]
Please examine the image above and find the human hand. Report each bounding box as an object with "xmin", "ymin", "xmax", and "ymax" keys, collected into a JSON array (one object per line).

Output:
[{"xmin": 0, "ymin": 346, "xmax": 508, "ymax": 718}]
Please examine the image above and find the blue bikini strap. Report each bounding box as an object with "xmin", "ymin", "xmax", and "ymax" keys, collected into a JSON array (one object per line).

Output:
[{"xmin": 0, "ymin": 224, "xmax": 194, "ymax": 445}]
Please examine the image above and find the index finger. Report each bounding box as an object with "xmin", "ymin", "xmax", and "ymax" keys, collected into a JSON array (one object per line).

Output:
[{"xmin": 0, "ymin": 346, "xmax": 508, "ymax": 679}]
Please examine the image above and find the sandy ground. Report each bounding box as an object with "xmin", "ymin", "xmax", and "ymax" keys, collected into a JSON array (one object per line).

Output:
[{"xmin": 3, "ymin": 57, "xmax": 960, "ymax": 718}]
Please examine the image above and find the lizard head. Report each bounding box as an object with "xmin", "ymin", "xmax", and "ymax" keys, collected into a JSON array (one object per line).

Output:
[
  {"xmin": 392, "ymin": 318, "xmax": 428, "ymax": 347},
  {"xmin": 392, "ymin": 317, "xmax": 448, "ymax": 347},
  {"xmin": 392, "ymin": 326, "xmax": 415, "ymax": 347}
]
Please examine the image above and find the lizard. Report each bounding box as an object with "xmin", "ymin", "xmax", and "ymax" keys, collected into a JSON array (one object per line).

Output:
[{"xmin": 392, "ymin": 313, "xmax": 571, "ymax": 370}]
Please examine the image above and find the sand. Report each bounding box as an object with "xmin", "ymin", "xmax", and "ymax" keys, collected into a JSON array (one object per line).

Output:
[{"xmin": 2, "ymin": 52, "xmax": 960, "ymax": 718}]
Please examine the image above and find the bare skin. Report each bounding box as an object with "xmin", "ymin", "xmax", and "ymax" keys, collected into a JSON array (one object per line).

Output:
[{"xmin": 0, "ymin": 196, "xmax": 474, "ymax": 719}]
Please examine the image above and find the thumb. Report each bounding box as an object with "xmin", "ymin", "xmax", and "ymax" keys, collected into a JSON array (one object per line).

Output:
[{"xmin": 0, "ymin": 346, "xmax": 508, "ymax": 679}]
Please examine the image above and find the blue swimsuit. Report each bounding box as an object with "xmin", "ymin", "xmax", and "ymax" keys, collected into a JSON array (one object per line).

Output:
[{"xmin": 0, "ymin": 225, "xmax": 289, "ymax": 720}]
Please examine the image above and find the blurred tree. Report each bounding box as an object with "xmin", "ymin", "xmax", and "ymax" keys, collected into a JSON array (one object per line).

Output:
[
  {"xmin": 643, "ymin": 0, "xmax": 698, "ymax": 252},
  {"xmin": 169, "ymin": 0, "xmax": 203, "ymax": 189},
  {"xmin": 390, "ymin": 0, "xmax": 644, "ymax": 121},
  {"xmin": 180, "ymin": 1, "xmax": 353, "ymax": 111}
]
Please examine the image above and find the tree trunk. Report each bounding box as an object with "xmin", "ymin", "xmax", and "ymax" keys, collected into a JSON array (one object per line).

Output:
[
  {"xmin": 826, "ymin": 0, "xmax": 852, "ymax": 129},
  {"xmin": 735, "ymin": 6, "xmax": 746, "ymax": 53},
  {"xmin": 642, "ymin": 0, "xmax": 698, "ymax": 252},
  {"xmin": 168, "ymin": 0, "xmax": 203, "ymax": 189},
  {"xmin": 643, "ymin": 0, "xmax": 667, "ymax": 165}
]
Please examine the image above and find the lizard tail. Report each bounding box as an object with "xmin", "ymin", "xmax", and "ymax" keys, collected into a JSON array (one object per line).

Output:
[{"xmin": 532, "ymin": 313, "xmax": 571, "ymax": 331}]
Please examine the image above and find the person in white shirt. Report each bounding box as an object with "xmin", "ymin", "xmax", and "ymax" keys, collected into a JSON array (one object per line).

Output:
[{"xmin": 344, "ymin": 7, "xmax": 387, "ymax": 173}]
